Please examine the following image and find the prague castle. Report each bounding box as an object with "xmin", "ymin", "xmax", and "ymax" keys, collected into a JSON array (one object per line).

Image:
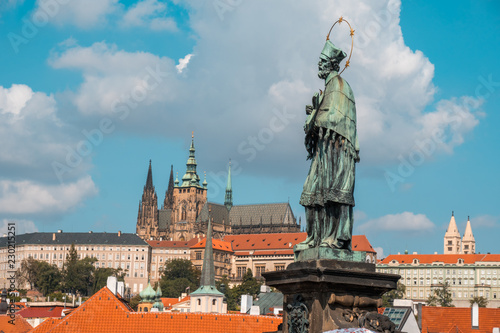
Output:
[{"xmin": 136, "ymin": 135, "xmax": 301, "ymax": 242}]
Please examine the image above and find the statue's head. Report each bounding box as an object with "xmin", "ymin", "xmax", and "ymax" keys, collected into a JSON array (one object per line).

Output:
[{"xmin": 318, "ymin": 40, "xmax": 346, "ymax": 79}]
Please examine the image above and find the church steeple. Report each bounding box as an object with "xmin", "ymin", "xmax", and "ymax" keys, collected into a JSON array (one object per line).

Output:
[
  {"xmin": 444, "ymin": 211, "xmax": 461, "ymax": 254},
  {"xmin": 189, "ymin": 210, "xmax": 224, "ymax": 313},
  {"xmin": 145, "ymin": 160, "xmax": 153, "ymax": 190},
  {"xmin": 462, "ymin": 216, "xmax": 476, "ymax": 254},
  {"xmin": 136, "ymin": 160, "xmax": 159, "ymax": 240},
  {"xmin": 181, "ymin": 132, "xmax": 201, "ymax": 187},
  {"xmin": 224, "ymin": 160, "xmax": 233, "ymax": 212},
  {"xmin": 163, "ymin": 165, "xmax": 175, "ymax": 209}
]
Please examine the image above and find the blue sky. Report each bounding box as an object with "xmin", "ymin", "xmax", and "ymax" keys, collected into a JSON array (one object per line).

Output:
[{"xmin": 0, "ymin": 0, "xmax": 499, "ymax": 258}]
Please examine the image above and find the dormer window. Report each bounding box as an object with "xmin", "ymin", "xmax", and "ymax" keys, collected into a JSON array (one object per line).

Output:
[{"xmin": 412, "ymin": 258, "xmax": 419, "ymax": 265}]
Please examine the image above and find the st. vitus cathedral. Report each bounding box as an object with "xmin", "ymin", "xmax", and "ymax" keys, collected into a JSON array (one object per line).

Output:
[{"xmin": 136, "ymin": 135, "xmax": 301, "ymax": 241}]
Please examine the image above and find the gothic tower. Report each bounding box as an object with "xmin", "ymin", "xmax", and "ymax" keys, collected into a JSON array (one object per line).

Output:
[
  {"xmin": 163, "ymin": 165, "xmax": 175, "ymax": 209},
  {"xmin": 462, "ymin": 216, "xmax": 476, "ymax": 254},
  {"xmin": 136, "ymin": 160, "xmax": 159, "ymax": 240},
  {"xmin": 444, "ymin": 211, "xmax": 461, "ymax": 254},
  {"xmin": 170, "ymin": 134, "xmax": 207, "ymax": 241},
  {"xmin": 224, "ymin": 160, "xmax": 233, "ymax": 212}
]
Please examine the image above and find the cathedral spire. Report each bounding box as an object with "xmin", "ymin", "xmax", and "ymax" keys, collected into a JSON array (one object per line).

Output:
[
  {"xmin": 224, "ymin": 160, "xmax": 233, "ymax": 211},
  {"xmin": 181, "ymin": 132, "xmax": 201, "ymax": 187},
  {"xmin": 164, "ymin": 165, "xmax": 175, "ymax": 209},
  {"xmin": 145, "ymin": 160, "xmax": 154, "ymax": 190}
]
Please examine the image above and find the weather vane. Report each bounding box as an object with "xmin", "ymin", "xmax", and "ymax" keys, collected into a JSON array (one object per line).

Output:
[{"xmin": 326, "ymin": 16, "xmax": 354, "ymax": 75}]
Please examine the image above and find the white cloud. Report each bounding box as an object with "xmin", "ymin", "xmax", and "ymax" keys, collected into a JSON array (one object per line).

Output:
[
  {"xmin": 176, "ymin": 54, "xmax": 193, "ymax": 73},
  {"xmin": 357, "ymin": 211, "xmax": 435, "ymax": 232},
  {"xmin": 373, "ymin": 246, "xmax": 384, "ymax": 259},
  {"xmin": 0, "ymin": 176, "xmax": 97, "ymax": 215},
  {"xmin": 33, "ymin": 0, "xmax": 119, "ymax": 29},
  {"xmin": 472, "ymin": 215, "xmax": 498, "ymax": 228},
  {"xmin": 0, "ymin": 84, "xmax": 91, "ymax": 181},
  {"xmin": 0, "ymin": 219, "xmax": 38, "ymax": 236},
  {"xmin": 49, "ymin": 42, "xmax": 180, "ymax": 116},
  {"xmin": 122, "ymin": 0, "xmax": 178, "ymax": 31},
  {"xmin": 49, "ymin": 0, "xmax": 484, "ymax": 179}
]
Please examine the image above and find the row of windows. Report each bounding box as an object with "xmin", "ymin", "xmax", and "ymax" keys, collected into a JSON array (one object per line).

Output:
[{"xmin": 152, "ymin": 249, "xmax": 189, "ymax": 254}]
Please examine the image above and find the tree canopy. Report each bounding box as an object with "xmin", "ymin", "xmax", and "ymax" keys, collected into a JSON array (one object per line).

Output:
[
  {"xmin": 382, "ymin": 281, "xmax": 406, "ymax": 307},
  {"xmin": 427, "ymin": 281, "xmax": 454, "ymax": 307},
  {"xmin": 470, "ymin": 296, "xmax": 488, "ymax": 308},
  {"xmin": 159, "ymin": 259, "xmax": 200, "ymax": 298}
]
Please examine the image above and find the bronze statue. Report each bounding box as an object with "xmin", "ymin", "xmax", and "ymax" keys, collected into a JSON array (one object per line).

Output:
[{"xmin": 298, "ymin": 31, "xmax": 359, "ymax": 251}]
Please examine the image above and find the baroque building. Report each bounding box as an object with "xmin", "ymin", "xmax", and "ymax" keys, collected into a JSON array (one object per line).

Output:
[{"xmin": 136, "ymin": 135, "xmax": 300, "ymax": 242}]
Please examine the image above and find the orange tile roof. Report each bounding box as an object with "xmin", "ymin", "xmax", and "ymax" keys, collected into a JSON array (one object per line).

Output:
[
  {"xmin": 147, "ymin": 238, "xmax": 199, "ymax": 248},
  {"xmin": 378, "ymin": 253, "xmax": 500, "ymax": 264},
  {"xmin": 28, "ymin": 286, "xmax": 281, "ymax": 333},
  {"xmin": 160, "ymin": 296, "xmax": 190, "ymax": 308},
  {"xmin": 234, "ymin": 249, "xmax": 294, "ymax": 256},
  {"xmin": 17, "ymin": 306, "xmax": 65, "ymax": 319},
  {"xmin": 190, "ymin": 238, "xmax": 233, "ymax": 252},
  {"xmin": 224, "ymin": 233, "xmax": 376, "ymax": 253},
  {"xmin": 421, "ymin": 306, "xmax": 500, "ymax": 333},
  {"xmin": 0, "ymin": 314, "xmax": 33, "ymax": 333}
]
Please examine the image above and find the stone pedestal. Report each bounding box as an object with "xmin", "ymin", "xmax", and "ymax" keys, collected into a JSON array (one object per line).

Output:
[{"xmin": 263, "ymin": 259, "xmax": 400, "ymax": 333}]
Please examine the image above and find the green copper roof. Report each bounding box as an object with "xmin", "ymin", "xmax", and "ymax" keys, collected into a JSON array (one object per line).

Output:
[
  {"xmin": 152, "ymin": 285, "xmax": 164, "ymax": 310},
  {"xmin": 140, "ymin": 282, "xmax": 156, "ymax": 303},
  {"xmin": 180, "ymin": 135, "xmax": 202, "ymax": 188}
]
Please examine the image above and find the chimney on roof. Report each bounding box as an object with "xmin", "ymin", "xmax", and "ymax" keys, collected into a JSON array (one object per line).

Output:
[
  {"xmin": 107, "ymin": 276, "xmax": 118, "ymax": 295},
  {"xmin": 52, "ymin": 233, "xmax": 56, "ymax": 241},
  {"xmin": 472, "ymin": 302, "xmax": 479, "ymax": 329},
  {"xmin": 89, "ymin": 231, "xmax": 93, "ymax": 233},
  {"xmin": 57, "ymin": 229, "xmax": 62, "ymax": 233},
  {"xmin": 118, "ymin": 231, "xmax": 122, "ymax": 237}
]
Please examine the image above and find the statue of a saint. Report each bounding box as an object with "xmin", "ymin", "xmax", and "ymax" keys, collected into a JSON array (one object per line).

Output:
[{"xmin": 298, "ymin": 39, "xmax": 359, "ymax": 251}]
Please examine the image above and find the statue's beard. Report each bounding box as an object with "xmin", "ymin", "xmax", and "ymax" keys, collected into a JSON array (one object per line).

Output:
[{"xmin": 318, "ymin": 69, "xmax": 330, "ymax": 80}]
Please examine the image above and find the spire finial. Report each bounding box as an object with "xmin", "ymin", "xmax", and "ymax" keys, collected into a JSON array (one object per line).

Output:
[
  {"xmin": 224, "ymin": 159, "xmax": 233, "ymax": 211},
  {"xmin": 192, "ymin": 131, "xmax": 194, "ymax": 139},
  {"xmin": 452, "ymin": 211, "xmax": 454, "ymax": 216}
]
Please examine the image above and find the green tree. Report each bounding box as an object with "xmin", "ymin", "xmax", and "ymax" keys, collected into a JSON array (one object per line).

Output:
[
  {"xmin": 470, "ymin": 296, "xmax": 488, "ymax": 308},
  {"xmin": 216, "ymin": 275, "xmax": 237, "ymax": 311},
  {"xmin": 128, "ymin": 295, "xmax": 142, "ymax": 311},
  {"xmin": 382, "ymin": 281, "xmax": 406, "ymax": 307},
  {"xmin": 159, "ymin": 259, "xmax": 200, "ymax": 297},
  {"xmin": 427, "ymin": 281, "xmax": 454, "ymax": 307},
  {"xmin": 35, "ymin": 261, "xmax": 62, "ymax": 295},
  {"xmin": 230, "ymin": 269, "xmax": 262, "ymax": 311},
  {"xmin": 92, "ymin": 267, "xmax": 125, "ymax": 294},
  {"xmin": 63, "ymin": 244, "xmax": 97, "ymax": 296},
  {"xmin": 16, "ymin": 257, "xmax": 40, "ymax": 290}
]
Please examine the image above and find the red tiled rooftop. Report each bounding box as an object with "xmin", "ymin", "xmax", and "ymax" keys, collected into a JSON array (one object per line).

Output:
[
  {"xmin": 421, "ymin": 306, "xmax": 500, "ymax": 333},
  {"xmin": 224, "ymin": 233, "xmax": 376, "ymax": 253},
  {"xmin": 379, "ymin": 253, "xmax": 500, "ymax": 264},
  {"xmin": 0, "ymin": 314, "xmax": 33, "ymax": 333},
  {"xmin": 191, "ymin": 238, "xmax": 233, "ymax": 252},
  {"xmin": 17, "ymin": 306, "xmax": 65, "ymax": 319},
  {"xmin": 160, "ymin": 296, "xmax": 190, "ymax": 308},
  {"xmin": 29, "ymin": 287, "xmax": 281, "ymax": 333}
]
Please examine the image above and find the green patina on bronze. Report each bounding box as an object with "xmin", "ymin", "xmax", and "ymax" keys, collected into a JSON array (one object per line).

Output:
[{"xmin": 295, "ymin": 39, "xmax": 360, "ymax": 261}]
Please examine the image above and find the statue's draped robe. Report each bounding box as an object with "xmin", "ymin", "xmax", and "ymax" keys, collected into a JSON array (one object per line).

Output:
[{"xmin": 299, "ymin": 72, "xmax": 359, "ymax": 249}]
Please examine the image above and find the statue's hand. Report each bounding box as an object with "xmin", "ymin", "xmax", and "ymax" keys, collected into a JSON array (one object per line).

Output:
[{"xmin": 305, "ymin": 105, "xmax": 313, "ymax": 115}]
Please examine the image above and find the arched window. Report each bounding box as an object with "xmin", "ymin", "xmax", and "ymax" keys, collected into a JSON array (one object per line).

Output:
[
  {"xmin": 212, "ymin": 299, "xmax": 216, "ymax": 306},
  {"xmin": 197, "ymin": 299, "xmax": 201, "ymax": 306}
]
